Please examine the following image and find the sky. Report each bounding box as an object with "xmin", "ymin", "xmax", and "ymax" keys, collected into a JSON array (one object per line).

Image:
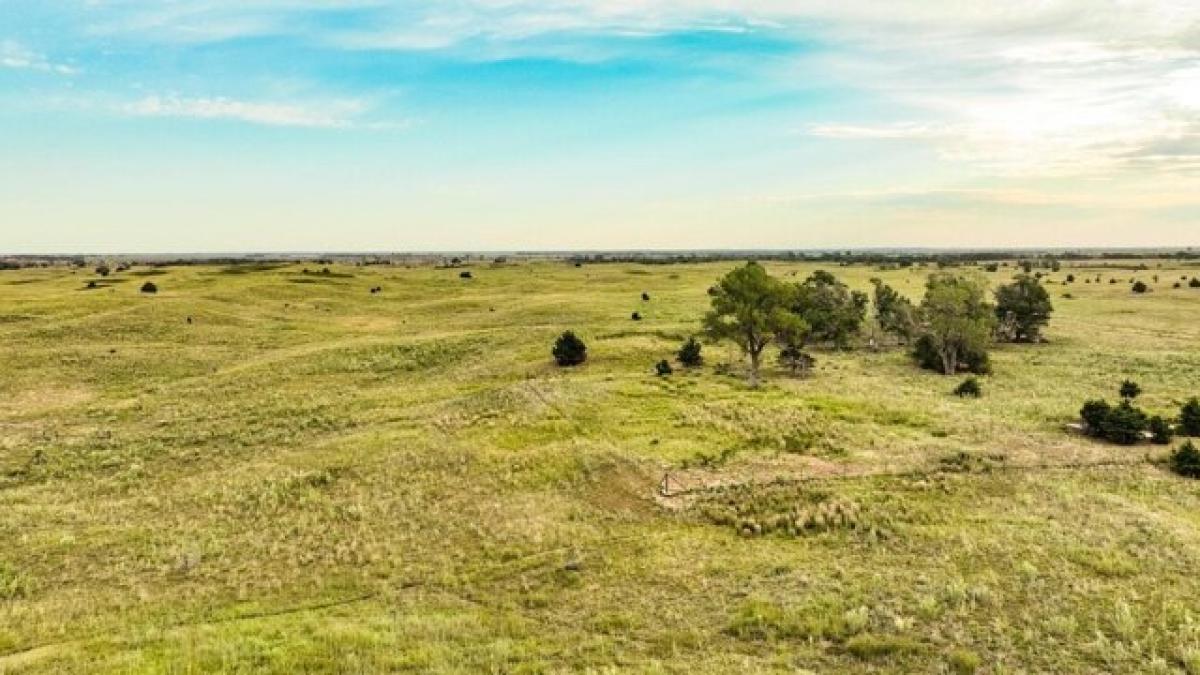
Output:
[{"xmin": 1, "ymin": 1, "xmax": 1199, "ymax": 253}]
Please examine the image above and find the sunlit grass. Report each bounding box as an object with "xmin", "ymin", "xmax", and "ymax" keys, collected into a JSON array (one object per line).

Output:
[{"xmin": 1, "ymin": 259, "xmax": 1199, "ymax": 672}]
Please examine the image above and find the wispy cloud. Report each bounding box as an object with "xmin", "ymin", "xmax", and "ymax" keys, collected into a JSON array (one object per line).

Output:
[
  {"xmin": 4, "ymin": 0, "xmax": 1200, "ymax": 250},
  {"xmin": 0, "ymin": 40, "xmax": 78, "ymax": 75},
  {"xmin": 121, "ymin": 95, "xmax": 368, "ymax": 128}
]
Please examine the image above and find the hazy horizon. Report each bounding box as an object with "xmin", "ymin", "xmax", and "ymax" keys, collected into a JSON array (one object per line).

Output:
[
  {"xmin": 5, "ymin": 246, "xmax": 1200, "ymax": 260},
  {"xmin": 3, "ymin": 1, "xmax": 1199, "ymax": 253}
]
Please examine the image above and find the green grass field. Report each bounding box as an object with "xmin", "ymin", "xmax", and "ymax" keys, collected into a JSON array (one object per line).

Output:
[{"xmin": 3, "ymin": 259, "xmax": 1200, "ymax": 673}]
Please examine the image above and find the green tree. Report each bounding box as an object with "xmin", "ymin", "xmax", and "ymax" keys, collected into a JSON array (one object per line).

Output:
[
  {"xmin": 703, "ymin": 262, "xmax": 806, "ymax": 387},
  {"xmin": 994, "ymin": 274, "xmax": 1053, "ymax": 343},
  {"xmin": 914, "ymin": 273, "xmax": 996, "ymax": 375},
  {"xmin": 791, "ymin": 270, "xmax": 867, "ymax": 349},
  {"xmin": 870, "ymin": 278, "xmax": 918, "ymax": 342}
]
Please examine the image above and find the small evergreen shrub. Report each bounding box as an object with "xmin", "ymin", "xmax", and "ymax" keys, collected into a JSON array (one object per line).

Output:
[
  {"xmin": 1180, "ymin": 398, "xmax": 1200, "ymax": 436},
  {"xmin": 1105, "ymin": 400, "xmax": 1149, "ymax": 444},
  {"xmin": 140, "ymin": 281, "xmax": 158, "ymax": 294},
  {"xmin": 1170, "ymin": 441, "xmax": 1200, "ymax": 478},
  {"xmin": 1080, "ymin": 399, "xmax": 1149, "ymax": 444},
  {"xmin": 631, "ymin": 311, "xmax": 642, "ymax": 321},
  {"xmin": 1190, "ymin": 277, "xmax": 1200, "ymax": 288},
  {"xmin": 677, "ymin": 336, "xmax": 703, "ymax": 367},
  {"xmin": 655, "ymin": 359, "xmax": 673, "ymax": 377},
  {"xmin": 1149, "ymin": 416, "xmax": 1173, "ymax": 445},
  {"xmin": 1132, "ymin": 281, "xmax": 1149, "ymax": 293},
  {"xmin": 552, "ymin": 331, "xmax": 587, "ymax": 367},
  {"xmin": 1080, "ymin": 399, "xmax": 1111, "ymax": 435},
  {"xmin": 641, "ymin": 292, "xmax": 650, "ymax": 301},
  {"xmin": 459, "ymin": 271, "xmax": 473, "ymax": 279},
  {"xmin": 1119, "ymin": 380, "xmax": 1141, "ymax": 400},
  {"xmin": 954, "ymin": 377, "xmax": 982, "ymax": 398}
]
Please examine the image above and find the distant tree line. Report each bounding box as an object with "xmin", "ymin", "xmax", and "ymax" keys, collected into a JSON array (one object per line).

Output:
[{"xmin": 565, "ymin": 249, "xmax": 1200, "ymax": 267}]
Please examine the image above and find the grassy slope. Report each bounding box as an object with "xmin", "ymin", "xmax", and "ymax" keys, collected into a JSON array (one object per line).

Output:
[{"xmin": 1, "ymin": 260, "xmax": 1199, "ymax": 673}]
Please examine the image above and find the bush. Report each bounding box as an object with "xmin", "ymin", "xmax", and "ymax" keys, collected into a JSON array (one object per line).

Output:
[
  {"xmin": 954, "ymin": 377, "xmax": 982, "ymax": 398},
  {"xmin": 655, "ymin": 359, "xmax": 673, "ymax": 377},
  {"xmin": 459, "ymin": 271, "xmax": 473, "ymax": 279},
  {"xmin": 1080, "ymin": 399, "xmax": 1149, "ymax": 445},
  {"xmin": 641, "ymin": 292, "xmax": 650, "ymax": 301},
  {"xmin": 1191, "ymin": 278, "xmax": 1200, "ymax": 288},
  {"xmin": 631, "ymin": 311, "xmax": 642, "ymax": 321},
  {"xmin": 1106, "ymin": 401, "xmax": 1149, "ymax": 444},
  {"xmin": 1080, "ymin": 399, "xmax": 1112, "ymax": 435},
  {"xmin": 1119, "ymin": 380, "xmax": 1141, "ymax": 400},
  {"xmin": 948, "ymin": 649, "xmax": 982, "ymax": 675},
  {"xmin": 140, "ymin": 282, "xmax": 158, "ymax": 294},
  {"xmin": 95, "ymin": 265, "xmax": 110, "ymax": 277},
  {"xmin": 777, "ymin": 344, "xmax": 815, "ymax": 376},
  {"xmin": 1170, "ymin": 441, "xmax": 1200, "ymax": 478},
  {"xmin": 552, "ymin": 331, "xmax": 587, "ymax": 367},
  {"xmin": 1132, "ymin": 281, "xmax": 1148, "ymax": 293},
  {"xmin": 1180, "ymin": 398, "xmax": 1200, "ymax": 436},
  {"xmin": 1149, "ymin": 416, "xmax": 1173, "ymax": 444},
  {"xmin": 1065, "ymin": 274, "xmax": 1075, "ymax": 283},
  {"xmin": 677, "ymin": 336, "xmax": 703, "ymax": 367}
]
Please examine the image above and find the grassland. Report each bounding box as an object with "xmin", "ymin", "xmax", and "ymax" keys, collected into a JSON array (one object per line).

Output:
[{"xmin": 2, "ymin": 258, "xmax": 1200, "ymax": 673}]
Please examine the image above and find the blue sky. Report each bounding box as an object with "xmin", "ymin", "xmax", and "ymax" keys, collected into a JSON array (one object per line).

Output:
[{"xmin": 2, "ymin": 1, "xmax": 1198, "ymax": 253}]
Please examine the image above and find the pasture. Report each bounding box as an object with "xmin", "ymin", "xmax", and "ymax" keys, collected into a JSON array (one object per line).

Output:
[{"xmin": 2, "ymin": 258, "xmax": 1200, "ymax": 673}]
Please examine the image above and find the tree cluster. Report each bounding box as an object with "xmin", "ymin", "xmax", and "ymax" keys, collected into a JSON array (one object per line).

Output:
[{"xmin": 702, "ymin": 263, "xmax": 867, "ymax": 385}]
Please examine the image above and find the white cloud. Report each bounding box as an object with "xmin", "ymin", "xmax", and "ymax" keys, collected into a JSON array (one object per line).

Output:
[
  {"xmin": 788, "ymin": 6, "xmax": 1200, "ymax": 177},
  {"xmin": 122, "ymin": 95, "xmax": 367, "ymax": 128},
  {"xmin": 26, "ymin": 1, "xmax": 1200, "ymax": 174},
  {"xmin": 0, "ymin": 40, "xmax": 78, "ymax": 75}
]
